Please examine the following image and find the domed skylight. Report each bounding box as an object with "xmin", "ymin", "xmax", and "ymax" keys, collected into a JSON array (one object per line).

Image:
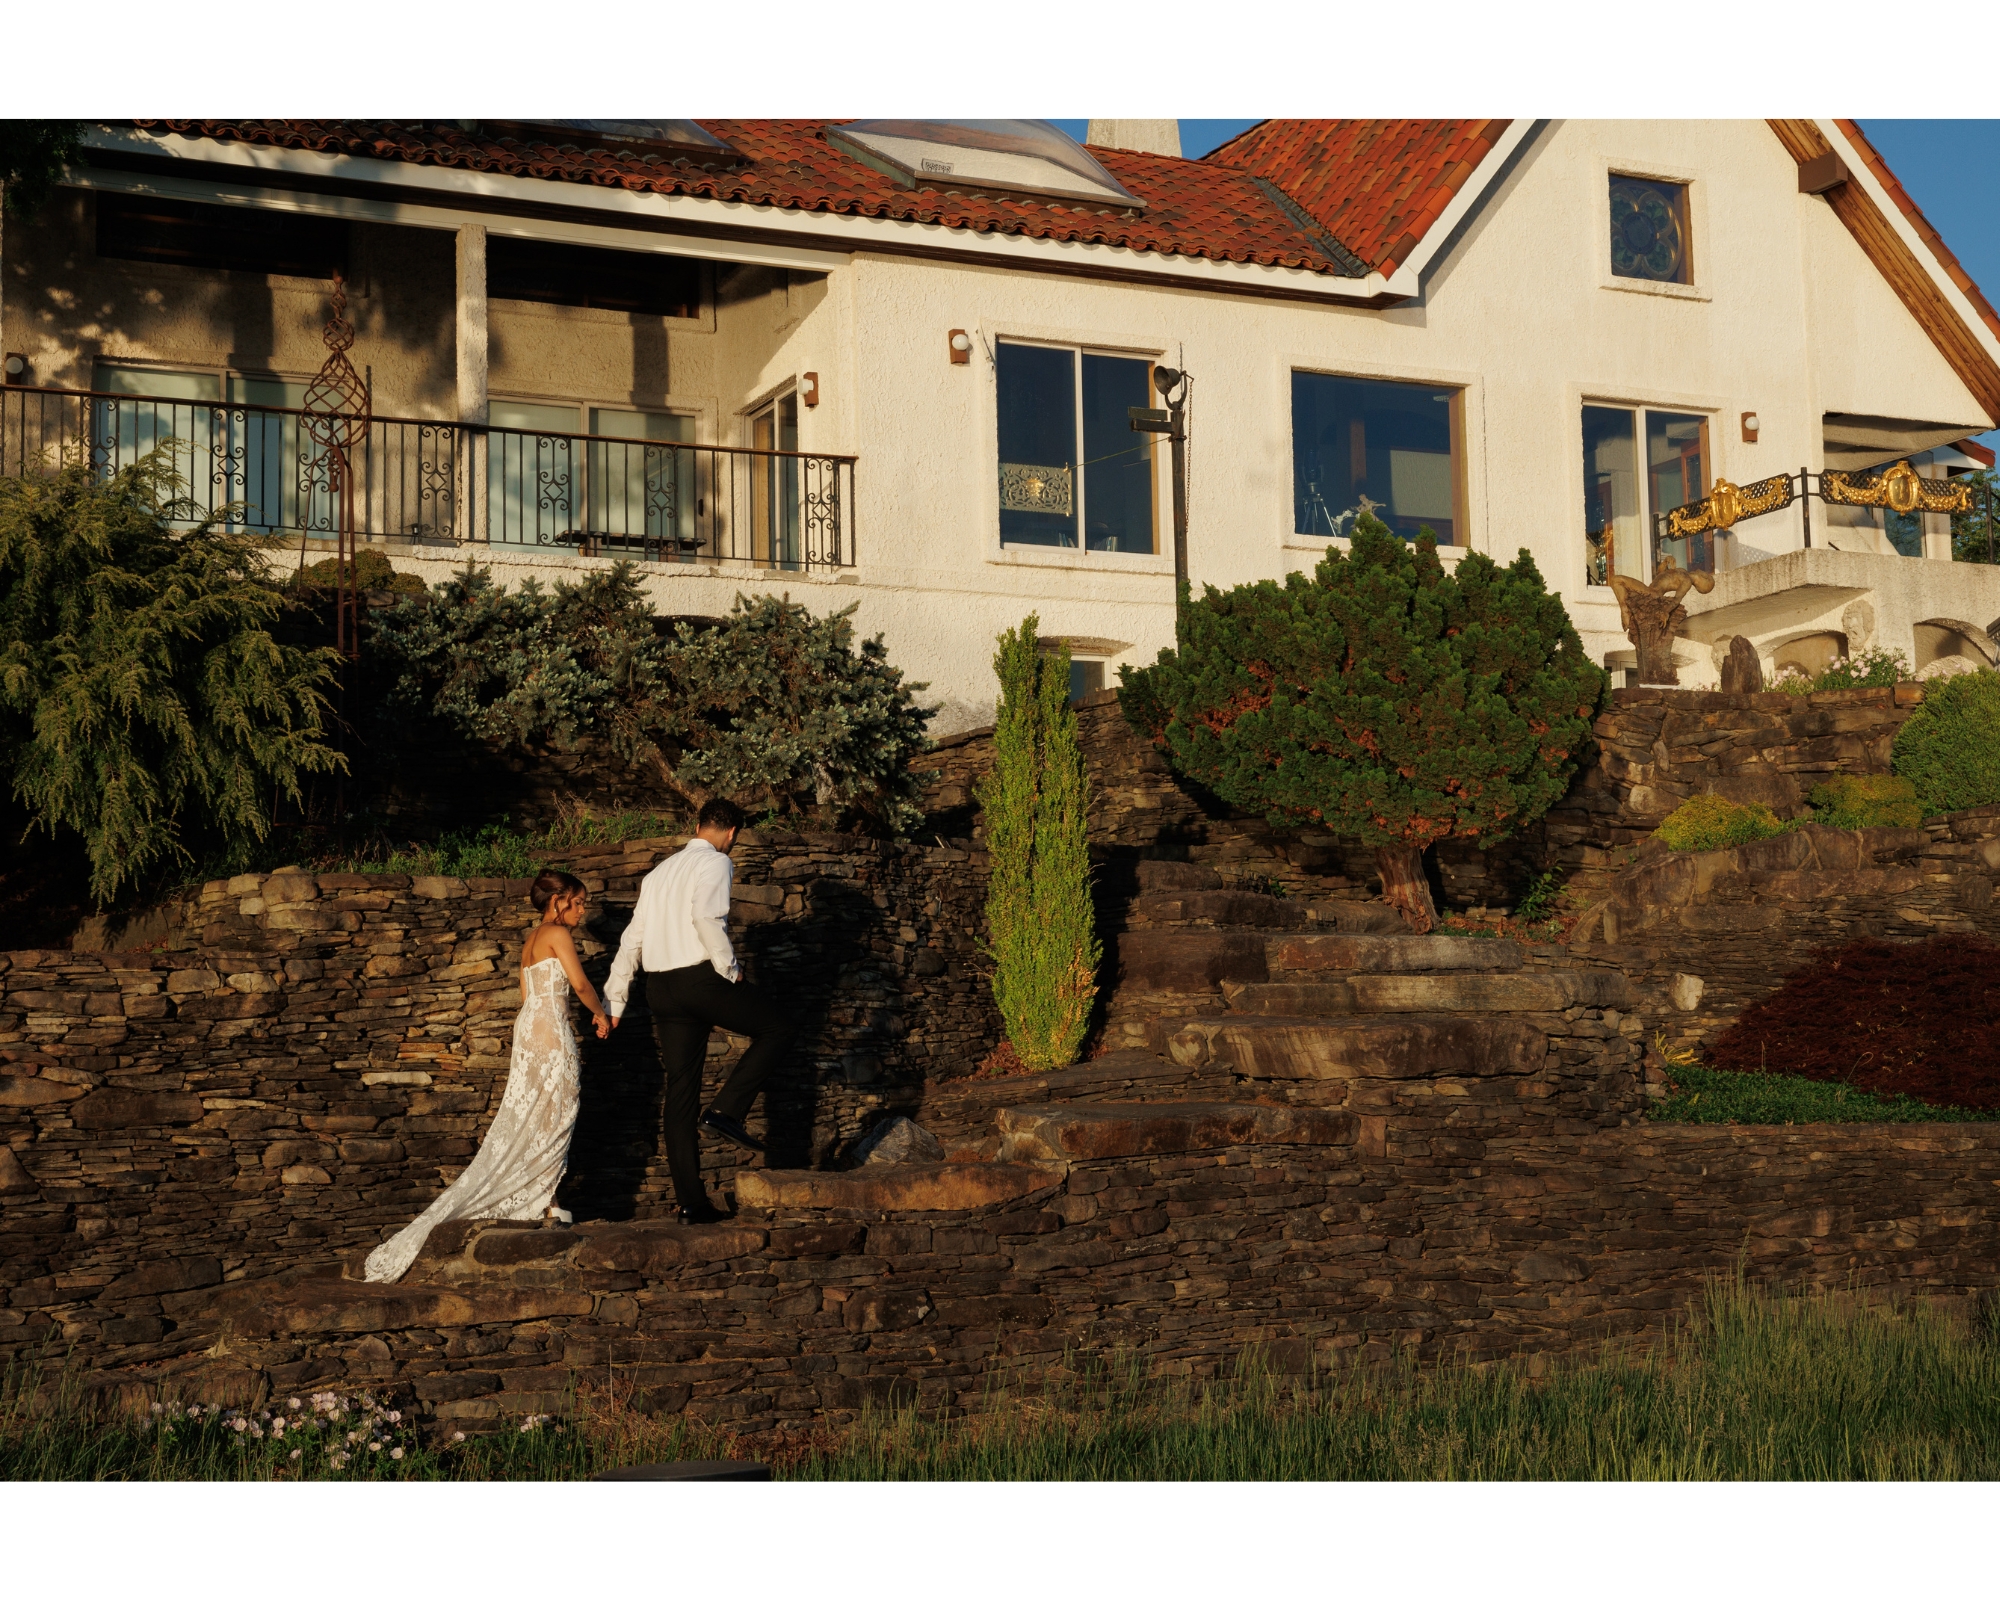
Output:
[{"xmin": 831, "ymin": 120, "xmax": 1143, "ymax": 209}]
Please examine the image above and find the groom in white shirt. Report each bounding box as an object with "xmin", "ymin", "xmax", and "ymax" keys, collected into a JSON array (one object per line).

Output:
[{"xmin": 605, "ymin": 797, "xmax": 794, "ymax": 1223}]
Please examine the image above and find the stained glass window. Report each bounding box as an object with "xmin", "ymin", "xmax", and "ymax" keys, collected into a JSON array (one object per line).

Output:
[{"xmin": 1609, "ymin": 176, "xmax": 1692, "ymax": 285}]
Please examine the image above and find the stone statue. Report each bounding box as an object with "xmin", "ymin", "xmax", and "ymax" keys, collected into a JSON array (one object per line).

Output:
[{"xmin": 1608, "ymin": 564, "xmax": 1716, "ymax": 686}]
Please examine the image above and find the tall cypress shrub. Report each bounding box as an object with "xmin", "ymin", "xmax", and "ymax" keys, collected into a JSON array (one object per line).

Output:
[{"xmin": 979, "ymin": 616, "xmax": 1100, "ymax": 1070}]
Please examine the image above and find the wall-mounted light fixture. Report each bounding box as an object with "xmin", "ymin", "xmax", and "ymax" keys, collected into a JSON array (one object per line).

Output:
[
  {"xmin": 1741, "ymin": 411, "xmax": 1760, "ymax": 443},
  {"xmin": 802, "ymin": 371, "xmax": 820, "ymax": 408},
  {"xmin": 948, "ymin": 329, "xmax": 972, "ymax": 366},
  {"xmin": 2, "ymin": 353, "xmax": 26, "ymax": 385}
]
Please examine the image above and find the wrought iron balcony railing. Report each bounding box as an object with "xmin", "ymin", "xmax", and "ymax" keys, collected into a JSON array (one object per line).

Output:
[{"xmin": 0, "ymin": 384, "xmax": 856, "ymax": 571}]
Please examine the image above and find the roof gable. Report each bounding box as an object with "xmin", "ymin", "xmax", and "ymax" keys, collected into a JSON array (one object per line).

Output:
[{"xmin": 1769, "ymin": 118, "xmax": 2000, "ymax": 424}]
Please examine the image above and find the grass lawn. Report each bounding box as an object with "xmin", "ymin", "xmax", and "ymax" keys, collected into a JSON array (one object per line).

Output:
[
  {"xmin": 9, "ymin": 1278, "xmax": 1999, "ymax": 1481},
  {"xmin": 1650, "ymin": 1061, "xmax": 2000, "ymax": 1126}
]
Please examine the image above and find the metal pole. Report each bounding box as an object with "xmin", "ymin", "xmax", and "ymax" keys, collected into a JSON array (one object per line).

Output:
[
  {"xmin": 1169, "ymin": 393, "xmax": 1188, "ymax": 595},
  {"xmin": 1800, "ymin": 469, "xmax": 1812, "ymax": 549}
]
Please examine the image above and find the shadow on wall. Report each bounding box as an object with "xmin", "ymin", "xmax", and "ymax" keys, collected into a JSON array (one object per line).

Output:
[{"xmin": 556, "ymin": 873, "xmax": 914, "ymax": 1222}]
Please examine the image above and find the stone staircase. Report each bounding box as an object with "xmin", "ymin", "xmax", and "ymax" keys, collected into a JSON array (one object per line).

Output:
[{"xmin": 1097, "ymin": 857, "xmax": 1646, "ymax": 1142}]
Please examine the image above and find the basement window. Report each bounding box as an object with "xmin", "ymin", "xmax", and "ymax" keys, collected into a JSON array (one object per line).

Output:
[
  {"xmin": 488, "ymin": 238, "xmax": 703, "ymax": 319},
  {"xmin": 95, "ymin": 193, "xmax": 347, "ymax": 279}
]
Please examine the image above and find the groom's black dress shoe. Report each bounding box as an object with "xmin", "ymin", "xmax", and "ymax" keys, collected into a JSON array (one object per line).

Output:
[
  {"xmin": 699, "ymin": 1111, "xmax": 765, "ymax": 1154},
  {"xmin": 676, "ymin": 1200, "xmax": 728, "ymax": 1225}
]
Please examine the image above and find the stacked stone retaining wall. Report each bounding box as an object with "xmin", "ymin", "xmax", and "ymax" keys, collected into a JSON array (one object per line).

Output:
[
  {"xmin": 0, "ymin": 830, "xmax": 1004, "ymax": 1366},
  {"xmin": 76, "ymin": 1114, "xmax": 2000, "ymax": 1433}
]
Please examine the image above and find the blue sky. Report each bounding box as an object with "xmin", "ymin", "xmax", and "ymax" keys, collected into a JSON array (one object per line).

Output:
[{"xmin": 1058, "ymin": 119, "xmax": 2000, "ymax": 456}]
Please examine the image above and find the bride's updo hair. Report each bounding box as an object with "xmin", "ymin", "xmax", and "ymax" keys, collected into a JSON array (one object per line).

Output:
[{"xmin": 530, "ymin": 869, "xmax": 586, "ymax": 914}]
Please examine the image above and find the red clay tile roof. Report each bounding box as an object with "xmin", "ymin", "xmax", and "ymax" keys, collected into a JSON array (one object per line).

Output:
[
  {"xmin": 1204, "ymin": 119, "xmax": 1513, "ymax": 275},
  {"xmin": 129, "ymin": 119, "xmax": 1369, "ymax": 279}
]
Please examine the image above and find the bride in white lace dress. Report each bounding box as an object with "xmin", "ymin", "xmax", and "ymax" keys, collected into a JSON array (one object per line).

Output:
[{"xmin": 364, "ymin": 870, "xmax": 612, "ymax": 1284}]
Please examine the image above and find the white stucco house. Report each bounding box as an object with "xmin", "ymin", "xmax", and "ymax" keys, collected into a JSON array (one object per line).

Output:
[{"xmin": 4, "ymin": 116, "xmax": 1997, "ymax": 731}]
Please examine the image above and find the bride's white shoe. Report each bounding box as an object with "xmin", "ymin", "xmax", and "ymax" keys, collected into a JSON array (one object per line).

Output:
[{"xmin": 545, "ymin": 1206, "xmax": 573, "ymax": 1225}]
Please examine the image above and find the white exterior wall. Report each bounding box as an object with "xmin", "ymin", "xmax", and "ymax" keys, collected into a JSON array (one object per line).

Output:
[{"xmin": 225, "ymin": 119, "xmax": 1993, "ymax": 729}]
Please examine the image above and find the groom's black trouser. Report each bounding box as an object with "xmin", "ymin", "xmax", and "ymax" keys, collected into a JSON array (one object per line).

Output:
[{"xmin": 646, "ymin": 963, "xmax": 794, "ymax": 1210}]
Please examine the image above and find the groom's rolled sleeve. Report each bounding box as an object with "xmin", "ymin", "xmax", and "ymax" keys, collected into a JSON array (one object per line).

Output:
[{"xmin": 604, "ymin": 881, "xmax": 651, "ymax": 1018}]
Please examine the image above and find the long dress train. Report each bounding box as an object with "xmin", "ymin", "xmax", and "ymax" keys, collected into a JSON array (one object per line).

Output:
[{"xmin": 364, "ymin": 956, "xmax": 581, "ymax": 1284}]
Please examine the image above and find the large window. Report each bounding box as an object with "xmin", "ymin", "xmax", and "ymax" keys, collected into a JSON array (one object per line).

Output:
[
  {"xmin": 1582, "ymin": 405, "xmax": 1710, "ymax": 583},
  {"xmin": 96, "ymin": 194, "xmax": 347, "ymax": 279},
  {"xmin": 996, "ymin": 341, "xmax": 1156, "ymax": 552},
  {"xmin": 1608, "ymin": 176, "xmax": 1692, "ymax": 285},
  {"xmin": 1291, "ymin": 372, "xmax": 1462, "ymax": 545}
]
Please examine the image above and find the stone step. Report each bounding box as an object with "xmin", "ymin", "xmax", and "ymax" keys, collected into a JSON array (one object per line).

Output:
[
  {"xmin": 1266, "ymin": 933, "xmax": 1526, "ymax": 975},
  {"xmin": 1168, "ymin": 1013, "xmax": 1550, "ymax": 1080},
  {"xmin": 1223, "ymin": 969, "xmax": 1632, "ymax": 1017},
  {"xmin": 995, "ymin": 1100, "xmax": 1356, "ymax": 1162},
  {"xmin": 734, "ymin": 1162, "xmax": 1063, "ymax": 1213},
  {"xmin": 1126, "ymin": 892, "xmax": 1404, "ymax": 935},
  {"xmin": 1116, "ymin": 927, "xmax": 1540, "ymax": 1000}
]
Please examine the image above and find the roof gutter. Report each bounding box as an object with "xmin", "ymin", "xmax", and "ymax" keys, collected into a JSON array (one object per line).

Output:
[{"xmin": 74, "ymin": 125, "xmax": 1406, "ymax": 309}]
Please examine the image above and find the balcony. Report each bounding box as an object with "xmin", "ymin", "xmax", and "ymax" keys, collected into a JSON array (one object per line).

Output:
[{"xmin": 0, "ymin": 385, "xmax": 856, "ymax": 571}]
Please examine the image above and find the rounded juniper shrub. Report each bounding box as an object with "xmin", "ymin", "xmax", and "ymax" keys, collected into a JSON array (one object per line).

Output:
[{"xmin": 1893, "ymin": 670, "xmax": 2000, "ymax": 816}]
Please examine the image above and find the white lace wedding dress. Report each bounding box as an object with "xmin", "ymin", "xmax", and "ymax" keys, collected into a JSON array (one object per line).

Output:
[{"xmin": 364, "ymin": 956, "xmax": 581, "ymax": 1284}]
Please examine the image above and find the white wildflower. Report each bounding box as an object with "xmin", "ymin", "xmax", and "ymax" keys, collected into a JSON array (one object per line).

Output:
[
  {"xmin": 389, "ymin": 1448, "xmax": 404, "ymax": 1460},
  {"xmin": 452, "ymin": 1431, "xmax": 465, "ymax": 1443},
  {"xmin": 289, "ymin": 1449, "xmax": 302, "ymax": 1461}
]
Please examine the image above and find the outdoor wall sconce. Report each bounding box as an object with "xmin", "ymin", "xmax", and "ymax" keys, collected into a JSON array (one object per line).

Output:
[
  {"xmin": 1741, "ymin": 411, "xmax": 1760, "ymax": 443},
  {"xmin": 802, "ymin": 372, "xmax": 820, "ymax": 407},
  {"xmin": 949, "ymin": 329, "xmax": 972, "ymax": 365},
  {"xmin": 2, "ymin": 353, "xmax": 25, "ymax": 384}
]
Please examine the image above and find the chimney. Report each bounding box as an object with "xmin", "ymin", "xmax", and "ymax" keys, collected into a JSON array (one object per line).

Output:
[{"xmin": 1085, "ymin": 119, "xmax": 1182, "ymax": 158}]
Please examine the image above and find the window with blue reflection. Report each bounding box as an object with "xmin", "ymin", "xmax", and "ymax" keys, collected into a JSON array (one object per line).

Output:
[
  {"xmin": 1292, "ymin": 372, "xmax": 1461, "ymax": 544},
  {"xmin": 998, "ymin": 341, "xmax": 1156, "ymax": 552}
]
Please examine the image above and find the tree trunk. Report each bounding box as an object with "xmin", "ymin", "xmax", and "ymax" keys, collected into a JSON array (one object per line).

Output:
[{"xmin": 1376, "ymin": 843, "xmax": 1437, "ymax": 933}]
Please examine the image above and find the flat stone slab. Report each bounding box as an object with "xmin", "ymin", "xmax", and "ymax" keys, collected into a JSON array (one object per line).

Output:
[
  {"xmin": 1115, "ymin": 929, "xmax": 1270, "ymax": 993},
  {"xmin": 1265, "ymin": 934, "xmax": 1525, "ymax": 974},
  {"xmin": 734, "ymin": 1162, "xmax": 1062, "ymax": 1213},
  {"xmin": 1170, "ymin": 1014, "xmax": 1549, "ymax": 1080},
  {"xmin": 195, "ymin": 1278, "xmax": 595, "ymax": 1337},
  {"xmin": 1225, "ymin": 970, "xmax": 1632, "ymax": 1016},
  {"xmin": 995, "ymin": 1101, "xmax": 1356, "ymax": 1162}
]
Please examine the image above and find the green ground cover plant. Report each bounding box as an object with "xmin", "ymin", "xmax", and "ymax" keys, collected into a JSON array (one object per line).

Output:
[
  {"xmin": 1894, "ymin": 669, "xmax": 2000, "ymax": 816},
  {"xmin": 1806, "ymin": 773, "xmax": 1923, "ymax": 829},
  {"xmin": 1654, "ymin": 793, "xmax": 1794, "ymax": 851},
  {"xmin": 13, "ymin": 1279, "xmax": 1996, "ymax": 1480},
  {"xmin": 177, "ymin": 807, "xmax": 681, "ymax": 890},
  {"xmin": 1649, "ymin": 1059, "xmax": 1999, "ymax": 1126}
]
